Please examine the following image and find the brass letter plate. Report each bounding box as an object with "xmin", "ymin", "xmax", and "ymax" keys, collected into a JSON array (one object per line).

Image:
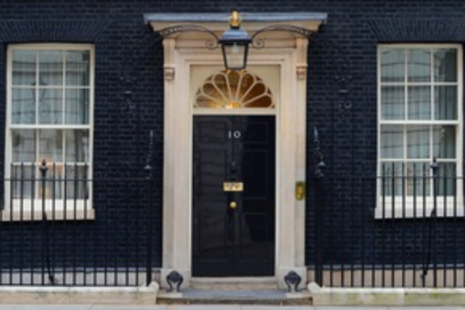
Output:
[{"xmin": 223, "ymin": 182, "xmax": 244, "ymax": 192}]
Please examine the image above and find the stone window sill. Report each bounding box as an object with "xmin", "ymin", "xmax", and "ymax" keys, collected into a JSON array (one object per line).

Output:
[
  {"xmin": 375, "ymin": 202, "xmax": 464, "ymax": 219},
  {"xmin": 1, "ymin": 200, "xmax": 95, "ymax": 221}
]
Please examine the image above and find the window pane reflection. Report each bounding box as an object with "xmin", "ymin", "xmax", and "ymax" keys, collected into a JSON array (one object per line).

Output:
[
  {"xmin": 434, "ymin": 49, "xmax": 457, "ymax": 82},
  {"xmin": 408, "ymin": 49, "xmax": 431, "ymax": 82},
  {"xmin": 380, "ymin": 125, "xmax": 403, "ymax": 159},
  {"xmin": 380, "ymin": 49, "xmax": 405, "ymax": 82},
  {"xmin": 408, "ymin": 86, "xmax": 430, "ymax": 120},
  {"xmin": 39, "ymin": 88, "xmax": 63, "ymax": 124},
  {"xmin": 407, "ymin": 126, "xmax": 429, "ymax": 159},
  {"xmin": 39, "ymin": 129, "xmax": 63, "ymax": 163},
  {"xmin": 39, "ymin": 50, "xmax": 63, "ymax": 86},
  {"xmin": 12, "ymin": 130, "xmax": 36, "ymax": 163},
  {"xmin": 65, "ymin": 89, "xmax": 89, "ymax": 124},
  {"xmin": 434, "ymin": 86, "xmax": 457, "ymax": 120},
  {"xmin": 381, "ymin": 86, "xmax": 404, "ymax": 120},
  {"xmin": 12, "ymin": 88, "xmax": 35, "ymax": 124},
  {"xmin": 66, "ymin": 130, "xmax": 89, "ymax": 162},
  {"xmin": 12, "ymin": 50, "xmax": 36, "ymax": 86},
  {"xmin": 433, "ymin": 125, "xmax": 456, "ymax": 159},
  {"xmin": 66, "ymin": 51, "xmax": 90, "ymax": 86}
]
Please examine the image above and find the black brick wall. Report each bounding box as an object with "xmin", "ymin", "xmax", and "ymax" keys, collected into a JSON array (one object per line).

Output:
[
  {"xmin": 0, "ymin": 0, "xmax": 463, "ymax": 274},
  {"xmin": 304, "ymin": 0, "xmax": 465, "ymax": 270}
]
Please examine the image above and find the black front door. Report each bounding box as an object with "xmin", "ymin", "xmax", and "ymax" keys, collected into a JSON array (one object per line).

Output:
[{"xmin": 192, "ymin": 116, "xmax": 275, "ymax": 277}]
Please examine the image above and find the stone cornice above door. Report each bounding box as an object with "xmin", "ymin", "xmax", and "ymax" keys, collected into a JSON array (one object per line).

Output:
[{"xmin": 144, "ymin": 12, "xmax": 327, "ymax": 44}]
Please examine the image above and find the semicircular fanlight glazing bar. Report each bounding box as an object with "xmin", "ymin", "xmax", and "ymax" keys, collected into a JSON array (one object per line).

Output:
[{"xmin": 194, "ymin": 70, "xmax": 274, "ymax": 109}]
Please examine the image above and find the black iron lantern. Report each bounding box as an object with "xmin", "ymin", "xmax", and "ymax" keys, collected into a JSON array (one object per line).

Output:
[{"xmin": 218, "ymin": 11, "xmax": 251, "ymax": 71}]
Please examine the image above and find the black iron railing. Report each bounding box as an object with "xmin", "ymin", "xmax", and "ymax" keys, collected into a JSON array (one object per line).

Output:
[
  {"xmin": 2, "ymin": 156, "xmax": 464, "ymax": 289},
  {"xmin": 0, "ymin": 160, "xmax": 156, "ymax": 287},
  {"xmin": 313, "ymin": 160, "xmax": 465, "ymax": 288}
]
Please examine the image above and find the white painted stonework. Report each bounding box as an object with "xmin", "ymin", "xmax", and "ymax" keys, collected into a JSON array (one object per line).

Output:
[{"xmin": 146, "ymin": 13, "xmax": 326, "ymax": 290}]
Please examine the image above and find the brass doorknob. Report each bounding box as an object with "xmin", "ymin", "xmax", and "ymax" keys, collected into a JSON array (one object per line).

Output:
[{"xmin": 229, "ymin": 201, "xmax": 237, "ymax": 209}]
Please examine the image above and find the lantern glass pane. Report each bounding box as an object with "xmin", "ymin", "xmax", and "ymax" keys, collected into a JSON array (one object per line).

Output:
[{"xmin": 223, "ymin": 43, "xmax": 247, "ymax": 70}]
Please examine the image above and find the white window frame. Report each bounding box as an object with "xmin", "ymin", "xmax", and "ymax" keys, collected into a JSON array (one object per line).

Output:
[
  {"xmin": 376, "ymin": 44, "xmax": 463, "ymax": 219},
  {"xmin": 3, "ymin": 43, "xmax": 95, "ymax": 221}
]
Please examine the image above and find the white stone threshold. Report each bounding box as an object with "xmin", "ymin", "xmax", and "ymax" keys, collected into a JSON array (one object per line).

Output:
[
  {"xmin": 0, "ymin": 283, "xmax": 159, "ymax": 305},
  {"xmin": 157, "ymin": 289, "xmax": 310, "ymax": 300},
  {"xmin": 308, "ymin": 282, "xmax": 465, "ymax": 306}
]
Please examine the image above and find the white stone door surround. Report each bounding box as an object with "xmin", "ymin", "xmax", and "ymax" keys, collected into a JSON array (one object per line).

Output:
[{"xmin": 145, "ymin": 12, "xmax": 327, "ymax": 289}]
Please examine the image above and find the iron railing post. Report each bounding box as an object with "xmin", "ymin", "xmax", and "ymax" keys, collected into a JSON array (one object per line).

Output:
[
  {"xmin": 39, "ymin": 159, "xmax": 48, "ymax": 285},
  {"xmin": 145, "ymin": 130, "xmax": 154, "ymax": 286},
  {"xmin": 431, "ymin": 157, "xmax": 438, "ymax": 287},
  {"xmin": 314, "ymin": 127, "xmax": 325, "ymax": 286},
  {"xmin": 40, "ymin": 160, "xmax": 56, "ymax": 285},
  {"xmin": 421, "ymin": 157, "xmax": 438, "ymax": 286},
  {"xmin": 314, "ymin": 173, "xmax": 324, "ymax": 285},
  {"xmin": 145, "ymin": 164, "xmax": 153, "ymax": 286}
]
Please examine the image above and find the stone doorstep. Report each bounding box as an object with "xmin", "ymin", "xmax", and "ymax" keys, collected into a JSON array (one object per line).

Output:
[
  {"xmin": 158, "ymin": 277, "xmax": 311, "ymax": 305},
  {"xmin": 0, "ymin": 283, "xmax": 159, "ymax": 305},
  {"xmin": 157, "ymin": 289, "xmax": 312, "ymax": 305},
  {"xmin": 190, "ymin": 277, "xmax": 278, "ymax": 290},
  {"xmin": 308, "ymin": 282, "xmax": 465, "ymax": 306}
]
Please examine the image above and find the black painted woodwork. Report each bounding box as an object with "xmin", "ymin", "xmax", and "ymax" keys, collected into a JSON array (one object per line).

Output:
[{"xmin": 192, "ymin": 116, "xmax": 275, "ymax": 277}]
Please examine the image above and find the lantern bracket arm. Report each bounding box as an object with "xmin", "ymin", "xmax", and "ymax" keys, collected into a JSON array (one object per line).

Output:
[
  {"xmin": 156, "ymin": 22, "xmax": 319, "ymax": 53},
  {"xmin": 250, "ymin": 24, "xmax": 317, "ymax": 49},
  {"xmin": 158, "ymin": 24, "xmax": 220, "ymax": 49}
]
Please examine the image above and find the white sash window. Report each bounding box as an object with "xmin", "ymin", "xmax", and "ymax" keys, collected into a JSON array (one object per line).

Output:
[
  {"xmin": 4, "ymin": 44, "xmax": 94, "ymax": 220},
  {"xmin": 377, "ymin": 44, "xmax": 463, "ymax": 218}
]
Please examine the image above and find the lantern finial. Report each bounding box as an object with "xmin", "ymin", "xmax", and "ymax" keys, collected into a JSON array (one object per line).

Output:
[{"xmin": 229, "ymin": 11, "xmax": 242, "ymax": 29}]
